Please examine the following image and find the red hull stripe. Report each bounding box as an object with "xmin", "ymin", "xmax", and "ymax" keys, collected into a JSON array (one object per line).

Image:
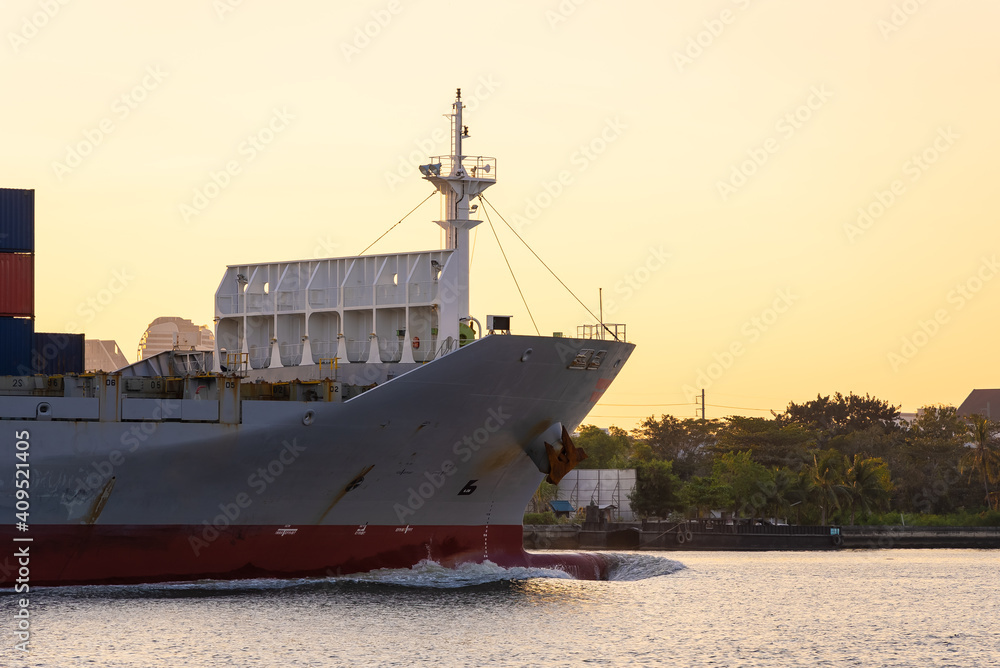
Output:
[{"xmin": 0, "ymin": 525, "xmax": 608, "ymax": 586}]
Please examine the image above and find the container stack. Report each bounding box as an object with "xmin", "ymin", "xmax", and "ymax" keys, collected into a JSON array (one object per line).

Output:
[
  {"xmin": 0, "ymin": 188, "xmax": 34, "ymax": 376},
  {"xmin": 32, "ymin": 332, "xmax": 85, "ymax": 374}
]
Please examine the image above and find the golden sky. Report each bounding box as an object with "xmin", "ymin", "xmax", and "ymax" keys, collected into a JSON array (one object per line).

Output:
[{"xmin": 2, "ymin": 0, "xmax": 998, "ymax": 429}]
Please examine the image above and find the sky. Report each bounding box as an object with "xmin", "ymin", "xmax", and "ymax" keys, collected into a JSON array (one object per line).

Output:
[{"xmin": 2, "ymin": 0, "xmax": 998, "ymax": 430}]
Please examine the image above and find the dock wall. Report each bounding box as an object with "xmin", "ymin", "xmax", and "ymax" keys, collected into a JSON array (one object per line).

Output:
[{"xmin": 523, "ymin": 524, "xmax": 1000, "ymax": 551}]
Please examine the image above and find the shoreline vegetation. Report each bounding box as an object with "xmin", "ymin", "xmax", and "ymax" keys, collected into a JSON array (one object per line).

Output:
[
  {"xmin": 527, "ymin": 392, "xmax": 1000, "ymax": 528},
  {"xmin": 849, "ymin": 509, "xmax": 1000, "ymax": 526},
  {"xmin": 524, "ymin": 509, "xmax": 1000, "ymax": 527}
]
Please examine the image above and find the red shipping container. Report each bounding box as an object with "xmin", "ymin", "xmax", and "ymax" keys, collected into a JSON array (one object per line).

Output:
[{"xmin": 0, "ymin": 252, "xmax": 33, "ymax": 317}]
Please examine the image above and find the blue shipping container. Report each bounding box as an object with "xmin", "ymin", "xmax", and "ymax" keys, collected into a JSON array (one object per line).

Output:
[
  {"xmin": 0, "ymin": 188, "xmax": 35, "ymax": 252},
  {"xmin": 0, "ymin": 316, "xmax": 33, "ymax": 376},
  {"xmin": 32, "ymin": 332, "xmax": 85, "ymax": 374}
]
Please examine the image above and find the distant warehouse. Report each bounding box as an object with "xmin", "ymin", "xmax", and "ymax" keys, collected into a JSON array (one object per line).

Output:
[
  {"xmin": 958, "ymin": 389, "xmax": 1000, "ymax": 419},
  {"xmin": 556, "ymin": 469, "xmax": 636, "ymax": 522}
]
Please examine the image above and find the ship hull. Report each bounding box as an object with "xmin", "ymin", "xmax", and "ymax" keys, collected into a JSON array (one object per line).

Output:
[
  {"xmin": 0, "ymin": 524, "xmax": 608, "ymax": 586},
  {"xmin": 1, "ymin": 334, "xmax": 633, "ymax": 586}
]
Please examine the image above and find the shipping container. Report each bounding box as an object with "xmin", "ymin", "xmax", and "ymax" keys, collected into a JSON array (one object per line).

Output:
[
  {"xmin": 0, "ymin": 252, "xmax": 33, "ymax": 317},
  {"xmin": 0, "ymin": 188, "xmax": 34, "ymax": 252},
  {"xmin": 0, "ymin": 316, "xmax": 32, "ymax": 376},
  {"xmin": 32, "ymin": 332, "xmax": 85, "ymax": 374}
]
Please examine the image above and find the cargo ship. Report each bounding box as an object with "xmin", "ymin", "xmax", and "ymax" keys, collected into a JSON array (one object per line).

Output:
[{"xmin": 0, "ymin": 91, "xmax": 633, "ymax": 586}]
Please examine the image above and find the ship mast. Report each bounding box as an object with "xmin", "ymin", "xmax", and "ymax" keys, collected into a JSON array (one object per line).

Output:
[{"xmin": 421, "ymin": 89, "xmax": 496, "ymax": 346}]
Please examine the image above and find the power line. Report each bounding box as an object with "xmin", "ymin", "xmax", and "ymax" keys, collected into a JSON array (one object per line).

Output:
[
  {"xmin": 589, "ymin": 415, "xmax": 667, "ymax": 420},
  {"xmin": 711, "ymin": 392, "xmax": 789, "ymax": 402},
  {"xmin": 597, "ymin": 403, "xmax": 695, "ymax": 407},
  {"xmin": 705, "ymin": 403, "xmax": 777, "ymax": 412},
  {"xmin": 595, "ymin": 399, "xmax": 782, "ymax": 409},
  {"xmin": 594, "ymin": 401, "xmax": 777, "ymax": 412},
  {"xmin": 591, "ymin": 403, "xmax": 779, "ymax": 419}
]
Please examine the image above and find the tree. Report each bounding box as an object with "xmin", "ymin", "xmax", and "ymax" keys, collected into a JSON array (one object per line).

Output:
[
  {"xmin": 841, "ymin": 454, "xmax": 893, "ymax": 524},
  {"xmin": 714, "ymin": 416, "xmax": 815, "ymax": 469},
  {"xmin": 765, "ymin": 467, "xmax": 807, "ymax": 523},
  {"xmin": 910, "ymin": 405, "xmax": 969, "ymax": 445},
  {"xmin": 827, "ymin": 425, "xmax": 898, "ymax": 461},
  {"xmin": 907, "ymin": 406, "xmax": 969, "ymax": 467},
  {"xmin": 710, "ymin": 450, "xmax": 774, "ymax": 518},
  {"xmin": 779, "ymin": 392, "xmax": 901, "ymax": 446},
  {"xmin": 628, "ymin": 460, "xmax": 682, "ymax": 518},
  {"xmin": 632, "ymin": 415, "xmax": 719, "ymax": 479},
  {"xmin": 807, "ymin": 449, "xmax": 848, "ymax": 525},
  {"xmin": 574, "ymin": 425, "xmax": 633, "ymax": 469},
  {"xmin": 678, "ymin": 475, "xmax": 730, "ymax": 518},
  {"xmin": 892, "ymin": 405, "xmax": 975, "ymax": 514},
  {"xmin": 959, "ymin": 416, "xmax": 1000, "ymax": 510},
  {"xmin": 629, "ymin": 440, "xmax": 657, "ymax": 463}
]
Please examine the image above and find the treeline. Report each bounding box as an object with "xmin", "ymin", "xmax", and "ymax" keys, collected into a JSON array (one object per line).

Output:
[{"xmin": 570, "ymin": 392, "xmax": 1000, "ymax": 525}]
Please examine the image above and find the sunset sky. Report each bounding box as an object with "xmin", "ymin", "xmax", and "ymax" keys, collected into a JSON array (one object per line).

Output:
[{"xmin": 2, "ymin": 1, "xmax": 997, "ymax": 429}]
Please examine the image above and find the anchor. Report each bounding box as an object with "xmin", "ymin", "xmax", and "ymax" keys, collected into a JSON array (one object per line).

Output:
[{"xmin": 544, "ymin": 426, "xmax": 588, "ymax": 485}]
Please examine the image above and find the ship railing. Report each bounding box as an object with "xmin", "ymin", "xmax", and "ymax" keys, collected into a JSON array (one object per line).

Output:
[
  {"xmin": 345, "ymin": 339, "xmax": 369, "ymax": 363},
  {"xmin": 407, "ymin": 281, "xmax": 437, "ymax": 303},
  {"xmin": 426, "ymin": 156, "xmax": 496, "ymax": 181},
  {"xmin": 276, "ymin": 290, "xmax": 305, "ymax": 312},
  {"xmin": 217, "ymin": 294, "xmax": 243, "ymax": 315},
  {"xmin": 434, "ymin": 335, "xmax": 458, "ymax": 359},
  {"xmin": 576, "ymin": 323, "xmax": 627, "ymax": 342},
  {"xmin": 248, "ymin": 345, "xmax": 271, "ymax": 369},
  {"xmin": 312, "ymin": 341, "xmax": 341, "ymax": 362},
  {"xmin": 378, "ymin": 338, "xmax": 403, "ymax": 362},
  {"xmin": 279, "ymin": 343, "xmax": 304, "ymax": 366},
  {"xmin": 224, "ymin": 352, "xmax": 249, "ymax": 376},
  {"xmin": 246, "ymin": 292, "xmax": 273, "ymax": 314},
  {"xmin": 307, "ymin": 287, "xmax": 339, "ymax": 309},
  {"xmin": 343, "ymin": 286, "xmax": 373, "ymax": 307},
  {"xmin": 375, "ymin": 284, "xmax": 404, "ymax": 305},
  {"xmin": 413, "ymin": 337, "xmax": 437, "ymax": 363},
  {"xmin": 318, "ymin": 357, "xmax": 340, "ymax": 377}
]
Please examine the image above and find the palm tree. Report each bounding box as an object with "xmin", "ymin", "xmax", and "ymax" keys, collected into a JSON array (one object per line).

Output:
[
  {"xmin": 809, "ymin": 450, "xmax": 847, "ymax": 525},
  {"xmin": 959, "ymin": 416, "xmax": 1000, "ymax": 510},
  {"xmin": 842, "ymin": 454, "xmax": 893, "ymax": 524},
  {"xmin": 765, "ymin": 467, "xmax": 799, "ymax": 523}
]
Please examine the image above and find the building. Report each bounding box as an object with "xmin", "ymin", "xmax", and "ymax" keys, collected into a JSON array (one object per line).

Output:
[
  {"xmin": 85, "ymin": 339, "xmax": 129, "ymax": 372},
  {"xmin": 136, "ymin": 317, "xmax": 215, "ymax": 360},
  {"xmin": 958, "ymin": 390, "xmax": 1000, "ymax": 419},
  {"xmin": 556, "ymin": 469, "xmax": 637, "ymax": 521}
]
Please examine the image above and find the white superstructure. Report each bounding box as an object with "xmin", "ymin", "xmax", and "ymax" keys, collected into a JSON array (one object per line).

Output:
[{"xmin": 212, "ymin": 89, "xmax": 496, "ymax": 373}]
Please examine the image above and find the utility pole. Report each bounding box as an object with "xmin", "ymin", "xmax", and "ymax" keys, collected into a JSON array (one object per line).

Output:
[{"xmin": 701, "ymin": 389, "xmax": 706, "ymax": 420}]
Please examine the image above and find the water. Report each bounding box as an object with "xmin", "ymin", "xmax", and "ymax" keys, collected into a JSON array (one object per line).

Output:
[{"xmin": 6, "ymin": 550, "xmax": 998, "ymax": 667}]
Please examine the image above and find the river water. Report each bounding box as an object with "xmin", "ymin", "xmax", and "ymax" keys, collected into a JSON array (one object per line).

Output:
[{"xmin": 5, "ymin": 550, "xmax": 998, "ymax": 667}]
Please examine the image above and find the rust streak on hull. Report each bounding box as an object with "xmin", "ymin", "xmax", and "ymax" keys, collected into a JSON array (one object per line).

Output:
[
  {"xmin": 82, "ymin": 476, "xmax": 116, "ymax": 525},
  {"xmin": 315, "ymin": 464, "xmax": 376, "ymax": 525}
]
